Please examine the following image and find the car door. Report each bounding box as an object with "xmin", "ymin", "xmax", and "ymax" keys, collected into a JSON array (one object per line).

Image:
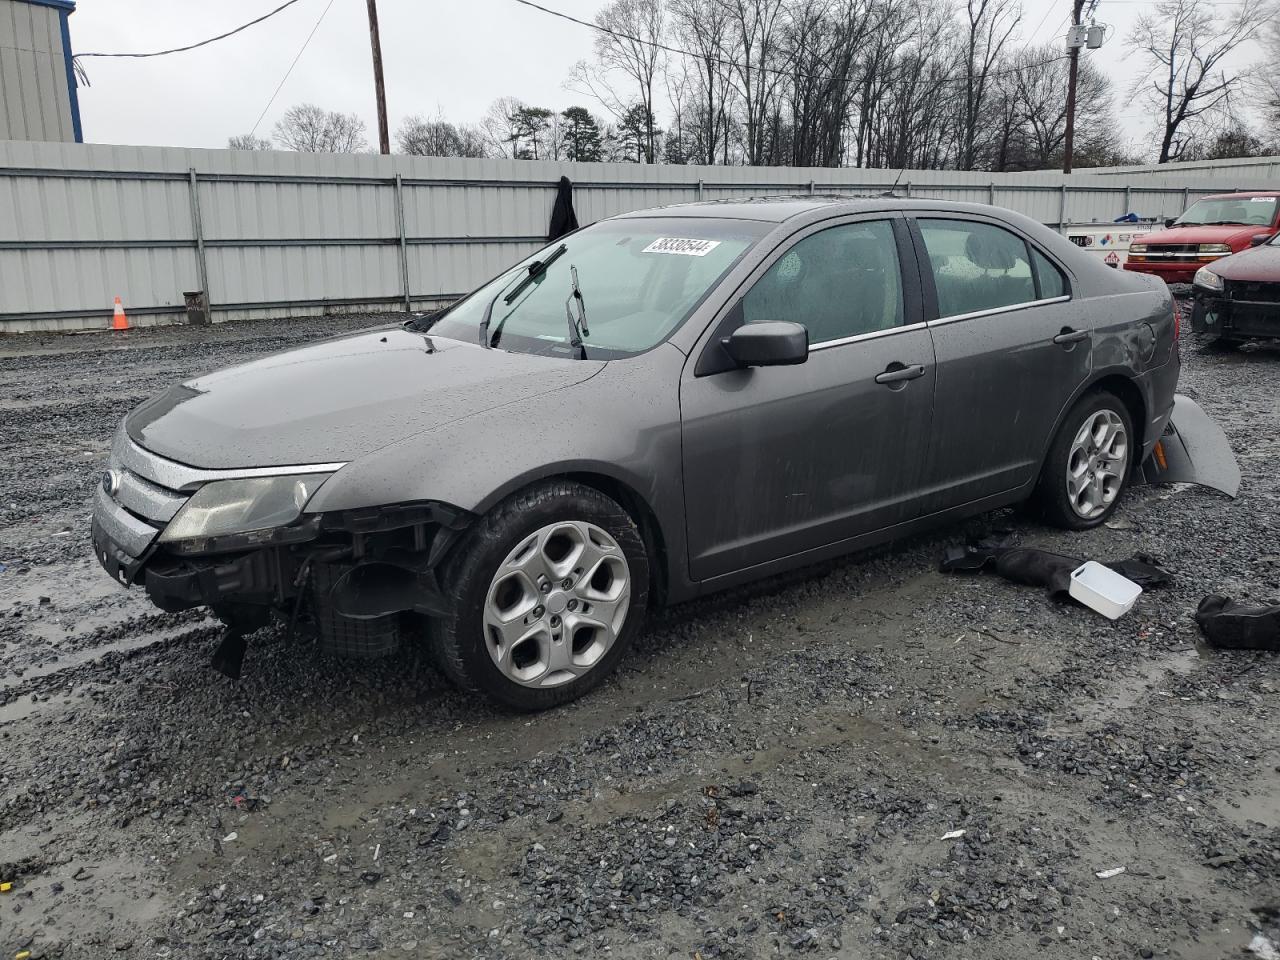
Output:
[
  {"xmin": 680, "ymin": 215, "xmax": 937, "ymax": 583},
  {"xmin": 908, "ymin": 214, "xmax": 1090, "ymax": 514}
]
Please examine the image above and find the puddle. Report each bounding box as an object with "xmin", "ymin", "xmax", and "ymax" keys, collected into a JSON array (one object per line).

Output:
[{"xmin": 1069, "ymin": 647, "xmax": 1204, "ymax": 727}]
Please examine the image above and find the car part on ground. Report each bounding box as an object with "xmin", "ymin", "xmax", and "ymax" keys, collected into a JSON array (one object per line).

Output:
[
  {"xmin": 1196, "ymin": 595, "xmax": 1280, "ymax": 651},
  {"xmin": 939, "ymin": 543, "xmax": 1172, "ymax": 598},
  {"xmin": 1138, "ymin": 394, "xmax": 1241, "ymax": 498}
]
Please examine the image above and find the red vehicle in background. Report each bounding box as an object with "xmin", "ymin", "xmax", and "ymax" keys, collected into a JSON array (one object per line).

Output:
[{"xmin": 1123, "ymin": 191, "xmax": 1280, "ymax": 285}]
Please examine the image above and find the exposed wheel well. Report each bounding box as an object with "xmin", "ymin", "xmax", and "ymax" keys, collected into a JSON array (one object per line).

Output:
[
  {"xmin": 1091, "ymin": 374, "xmax": 1147, "ymax": 456},
  {"xmin": 558, "ymin": 472, "xmax": 669, "ymax": 607}
]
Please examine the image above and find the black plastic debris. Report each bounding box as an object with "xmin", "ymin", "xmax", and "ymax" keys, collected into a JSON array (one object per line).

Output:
[
  {"xmin": 940, "ymin": 545, "xmax": 1172, "ymax": 598},
  {"xmin": 1195, "ymin": 595, "xmax": 1280, "ymax": 651},
  {"xmin": 211, "ymin": 630, "xmax": 247, "ymax": 680}
]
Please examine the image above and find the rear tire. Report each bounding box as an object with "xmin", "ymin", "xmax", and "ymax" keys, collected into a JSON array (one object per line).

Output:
[
  {"xmin": 1031, "ymin": 390, "xmax": 1135, "ymax": 531},
  {"xmin": 430, "ymin": 481, "xmax": 649, "ymax": 711}
]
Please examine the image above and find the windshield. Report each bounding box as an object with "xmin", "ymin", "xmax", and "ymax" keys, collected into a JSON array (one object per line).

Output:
[
  {"xmin": 425, "ymin": 217, "xmax": 764, "ymax": 358},
  {"xmin": 1175, "ymin": 196, "xmax": 1278, "ymax": 227}
]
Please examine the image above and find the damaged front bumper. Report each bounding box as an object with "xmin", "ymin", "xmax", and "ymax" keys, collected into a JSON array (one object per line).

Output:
[
  {"xmin": 1190, "ymin": 288, "xmax": 1280, "ymax": 342},
  {"xmin": 1138, "ymin": 393, "xmax": 1240, "ymax": 498},
  {"xmin": 91, "ymin": 431, "xmax": 471, "ymax": 645}
]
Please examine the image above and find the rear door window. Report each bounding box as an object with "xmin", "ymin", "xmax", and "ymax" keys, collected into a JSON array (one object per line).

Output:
[
  {"xmin": 1031, "ymin": 248, "xmax": 1068, "ymax": 299},
  {"xmin": 918, "ymin": 219, "xmax": 1037, "ymax": 319}
]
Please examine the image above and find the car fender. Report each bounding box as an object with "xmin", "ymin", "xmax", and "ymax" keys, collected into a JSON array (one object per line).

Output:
[{"xmin": 305, "ymin": 344, "xmax": 692, "ymax": 591}]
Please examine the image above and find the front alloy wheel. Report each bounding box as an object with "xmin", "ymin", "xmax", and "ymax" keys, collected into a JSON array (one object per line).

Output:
[
  {"xmin": 483, "ymin": 520, "xmax": 631, "ymax": 688},
  {"xmin": 431, "ymin": 480, "xmax": 649, "ymax": 711}
]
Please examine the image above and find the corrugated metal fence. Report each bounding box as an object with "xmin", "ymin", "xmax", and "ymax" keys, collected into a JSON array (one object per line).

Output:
[{"xmin": 2, "ymin": 140, "xmax": 1277, "ymax": 332}]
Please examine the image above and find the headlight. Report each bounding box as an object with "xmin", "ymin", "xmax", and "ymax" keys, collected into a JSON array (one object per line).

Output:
[
  {"xmin": 1193, "ymin": 267, "xmax": 1224, "ymax": 292},
  {"xmin": 1198, "ymin": 243, "xmax": 1231, "ymax": 255},
  {"xmin": 1128, "ymin": 243, "xmax": 1147, "ymax": 254},
  {"xmin": 160, "ymin": 474, "xmax": 332, "ymax": 543}
]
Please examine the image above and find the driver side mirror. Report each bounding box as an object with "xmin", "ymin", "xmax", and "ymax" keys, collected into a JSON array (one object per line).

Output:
[
  {"xmin": 722, "ymin": 321, "xmax": 808, "ymax": 368},
  {"xmin": 1164, "ymin": 217, "xmax": 1177, "ymax": 229},
  {"xmin": 1250, "ymin": 234, "xmax": 1270, "ymax": 247}
]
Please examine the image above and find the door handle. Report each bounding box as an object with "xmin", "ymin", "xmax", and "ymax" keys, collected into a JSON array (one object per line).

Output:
[
  {"xmin": 1053, "ymin": 327, "xmax": 1090, "ymax": 345},
  {"xmin": 874, "ymin": 363, "xmax": 927, "ymax": 385}
]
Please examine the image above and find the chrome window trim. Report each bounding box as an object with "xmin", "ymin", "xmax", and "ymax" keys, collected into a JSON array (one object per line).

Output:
[
  {"xmin": 112, "ymin": 425, "xmax": 346, "ymax": 494},
  {"xmin": 928, "ymin": 295, "xmax": 1071, "ymax": 327},
  {"xmin": 809, "ymin": 320, "xmax": 930, "ymax": 352}
]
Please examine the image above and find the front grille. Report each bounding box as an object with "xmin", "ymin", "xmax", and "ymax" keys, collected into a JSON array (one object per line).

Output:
[
  {"xmin": 1141, "ymin": 244, "xmax": 1203, "ymax": 261},
  {"xmin": 1226, "ymin": 280, "xmax": 1280, "ymax": 303},
  {"xmin": 106, "ymin": 427, "xmax": 194, "ymax": 529},
  {"xmin": 114, "ymin": 466, "xmax": 186, "ymax": 524}
]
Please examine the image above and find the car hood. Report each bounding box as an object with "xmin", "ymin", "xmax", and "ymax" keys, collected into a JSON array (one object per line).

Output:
[
  {"xmin": 1205, "ymin": 242, "xmax": 1280, "ymax": 282},
  {"xmin": 126, "ymin": 328, "xmax": 605, "ymax": 469},
  {"xmin": 1143, "ymin": 224, "xmax": 1268, "ymax": 247}
]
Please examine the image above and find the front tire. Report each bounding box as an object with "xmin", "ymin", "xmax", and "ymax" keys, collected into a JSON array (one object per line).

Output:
[
  {"xmin": 1031, "ymin": 390, "xmax": 1135, "ymax": 530},
  {"xmin": 430, "ymin": 481, "xmax": 649, "ymax": 711}
]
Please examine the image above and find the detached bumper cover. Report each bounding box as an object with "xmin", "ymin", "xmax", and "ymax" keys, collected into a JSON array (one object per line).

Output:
[{"xmin": 1139, "ymin": 394, "xmax": 1239, "ymax": 498}]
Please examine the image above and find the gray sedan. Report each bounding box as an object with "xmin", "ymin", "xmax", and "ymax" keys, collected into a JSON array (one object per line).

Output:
[{"xmin": 92, "ymin": 197, "xmax": 1230, "ymax": 710}]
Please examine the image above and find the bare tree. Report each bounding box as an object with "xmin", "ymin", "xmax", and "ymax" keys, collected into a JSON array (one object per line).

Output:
[
  {"xmin": 997, "ymin": 44, "xmax": 1118, "ymax": 170},
  {"xmin": 227, "ymin": 134, "xmax": 272, "ymax": 151},
  {"xmin": 397, "ymin": 116, "xmax": 487, "ymax": 157},
  {"xmin": 481, "ymin": 98, "xmax": 556, "ymax": 159},
  {"xmin": 571, "ymin": 0, "xmax": 665, "ymax": 162},
  {"xmin": 1126, "ymin": 0, "xmax": 1272, "ymax": 163},
  {"xmin": 956, "ymin": 0, "xmax": 1022, "ymax": 170},
  {"xmin": 668, "ymin": 0, "xmax": 734, "ymax": 164},
  {"xmin": 272, "ymin": 104, "xmax": 368, "ymax": 153},
  {"xmin": 1253, "ymin": 17, "xmax": 1280, "ymax": 125},
  {"xmin": 722, "ymin": 0, "xmax": 790, "ymax": 165}
]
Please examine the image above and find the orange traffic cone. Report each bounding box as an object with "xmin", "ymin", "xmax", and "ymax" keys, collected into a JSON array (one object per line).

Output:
[{"xmin": 111, "ymin": 296, "xmax": 129, "ymax": 331}]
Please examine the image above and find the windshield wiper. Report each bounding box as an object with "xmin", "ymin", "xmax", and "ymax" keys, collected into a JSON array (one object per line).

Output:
[
  {"xmin": 504, "ymin": 244, "xmax": 567, "ymax": 306},
  {"xmin": 564, "ymin": 264, "xmax": 590, "ymax": 360},
  {"xmin": 478, "ymin": 244, "xmax": 567, "ymax": 349}
]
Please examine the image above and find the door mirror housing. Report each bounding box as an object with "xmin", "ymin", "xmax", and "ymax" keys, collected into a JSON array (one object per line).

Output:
[
  {"xmin": 722, "ymin": 321, "xmax": 809, "ymax": 368},
  {"xmin": 1164, "ymin": 217, "xmax": 1177, "ymax": 229},
  {"xmin": 1250, "ymin": 233, "xmax": 1270, "ymax": 247}
]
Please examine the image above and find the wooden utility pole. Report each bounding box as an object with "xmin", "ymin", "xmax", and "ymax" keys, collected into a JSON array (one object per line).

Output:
[
  {"xmin": 1062, "ymin": 0, "xmax": 1087, "ymax": 173},
  {"xmin": 366, "ymin": 0, "xmax": 390, "ymax": 155}
]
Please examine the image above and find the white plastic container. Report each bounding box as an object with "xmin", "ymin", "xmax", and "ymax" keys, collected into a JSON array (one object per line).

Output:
[{"xmin": 1068, "ymin": 561, "xmax": 1143, "ymax": 619}]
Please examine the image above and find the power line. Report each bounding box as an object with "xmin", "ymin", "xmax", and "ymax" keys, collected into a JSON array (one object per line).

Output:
[
  {"xmin": 509, "ymin": 0, "xmax": 1074, "ymax": 85},
  {"xmin": 249, "ymin": 0, "xmax": 339, "ymax": 137},
  {"xmin": 77, "ymin": 0, "xmax": 310, "ymax": 58}
]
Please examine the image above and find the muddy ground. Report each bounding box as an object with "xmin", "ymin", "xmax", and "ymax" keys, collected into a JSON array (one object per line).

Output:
[{"xmin": 1, "ymin": 314, "xmax": 1278, "ymax": 960}]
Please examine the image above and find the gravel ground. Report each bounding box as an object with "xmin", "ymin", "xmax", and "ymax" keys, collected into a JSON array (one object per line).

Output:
[{"xmin": 1, "ymin": 313, "xmax": 1278, "ymax": 960}]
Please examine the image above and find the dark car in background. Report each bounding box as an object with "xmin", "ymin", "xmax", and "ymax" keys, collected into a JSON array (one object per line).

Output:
[
  {"xmin": 1124, "ymin": 192, "xmax": 1280, "ymax": 285},
  {"xmin": 93, "ymin": 197, "xmax": 1227, "ymax": 710},
  {"xmin": 1191, "ymin": 231, "xmax": 1280, "ymax": 345}
]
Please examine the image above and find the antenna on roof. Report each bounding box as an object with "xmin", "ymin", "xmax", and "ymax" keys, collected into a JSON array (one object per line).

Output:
[{"xmin": 881, "ymin": 168, "xmax": 906, "ymax": 198}]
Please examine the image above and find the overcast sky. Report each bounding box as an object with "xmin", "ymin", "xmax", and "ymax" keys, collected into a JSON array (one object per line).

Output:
[{"xmin": 67, "ymin": 0, "xmax": 1265, "ymax": 159}]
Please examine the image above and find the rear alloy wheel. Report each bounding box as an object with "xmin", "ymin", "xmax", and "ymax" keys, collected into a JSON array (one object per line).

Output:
[
  {"xmin": 431, "ymin": 481, "xmax": 649, "ymax": 711},
  {"xmin": 1032, "ymin": 391, "xmax": 1134, "ymax": 530}
]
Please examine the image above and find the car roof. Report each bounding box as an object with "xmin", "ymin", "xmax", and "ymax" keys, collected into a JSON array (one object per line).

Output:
[
  {"xmin": 1200, "ymin": 191, "xmax": 1280, "ymax": 200},
  {"xmin": 611, "ymin": 195, "xmax": 1035, "ymax": 224}
]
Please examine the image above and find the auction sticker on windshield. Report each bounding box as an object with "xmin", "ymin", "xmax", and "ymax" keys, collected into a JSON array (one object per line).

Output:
[{"xmin": 643, "ymin": 237, "xmax": 723, "ymax": 256}]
